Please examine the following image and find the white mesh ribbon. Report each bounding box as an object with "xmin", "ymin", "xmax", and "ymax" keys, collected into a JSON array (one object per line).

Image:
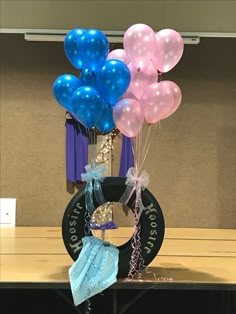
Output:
[
  {"xmin": 120, "ymin": 167, "xmax": 150, "ymax": 216},
  {"xmin": 125, "ymin": 167, "xmax": 150, "ymax": 190}
]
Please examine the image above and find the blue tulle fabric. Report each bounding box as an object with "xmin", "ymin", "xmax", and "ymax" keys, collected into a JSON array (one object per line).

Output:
[{"xmin": 69, "ymin": 236, "xmax": 119, "ymax": 306}]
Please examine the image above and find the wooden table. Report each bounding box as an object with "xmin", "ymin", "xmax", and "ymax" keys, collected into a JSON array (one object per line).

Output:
[{"xmin": 1, "ymin": 227, "xmax": 236, "ymax": 291}]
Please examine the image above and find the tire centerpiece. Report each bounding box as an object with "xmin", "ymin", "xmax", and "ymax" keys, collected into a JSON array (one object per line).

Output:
[{"xmin": 62, "ymin": 176, "xmax": 165, "ymax": 278}]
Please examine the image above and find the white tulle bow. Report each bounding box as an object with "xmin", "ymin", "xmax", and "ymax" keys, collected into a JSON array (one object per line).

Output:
[{"xmin": 125, "ymin": 167, "xmax": 150, "ymax": 191}]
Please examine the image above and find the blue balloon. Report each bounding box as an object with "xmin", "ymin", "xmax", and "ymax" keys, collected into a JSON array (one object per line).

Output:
[
  {"xmin": 95, "ymin": 104, "xmax": 115, "ymax": 134},
  {"xmin": 64, "ymin": 28, "xmax": 85, "ymax": 69},
  {"xmin": 53, "ymin": 74, "xmax": 82, "ymax": 111},
  {"xmin": 78, "ymin": 29, "xmax": 109, "ymax": 72},
  {"xmin": 96, "ymin": 59, "xmax": 131, "ymax": 106},
  {"xmin": 80, "ymin": 68, "xmax": 97, "ymax": 87},
  {"xmin": 71, "ymin": 86, "xmax": 104, "ymax": 129}
]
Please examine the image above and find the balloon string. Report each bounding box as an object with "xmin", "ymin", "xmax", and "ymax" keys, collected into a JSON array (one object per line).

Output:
[
  {"xmin": 131, "ymin": 138, "xmax": 136, "ymax": 170},
  {"xmin": 93, "ymin": 127, "xmax": 96, "ymax": 165},
  {"xmin": 139, "ymin": 122, "xmax": 158, "ymax": 171},
  {"xmin": 127, "ymin": 209, "xmax": 142, "ymax": 278},
  {"xmin": 135, "ymin": 131, "xmax": 139, "ymax": 170},
  {"xmin": 123, "ymin": 123, "xmax": 159, "ymax": 278},
  {"xmin": 139, "ymin": 123, "xmax": 152, "ymax": 167},
  {"xmin": 131, "ymin": 138, "xmax": 135, "ymax": 159},
  {"xmin": 83, "ymin": 127, "xmax": 95, "ymax": 165},
  {"xmin": 136, "ymin": 132, "xmax": 139, "ymax": 169},
  {"xmin": 123, "ymin": 122, "xmax": 159, "ymax": 206},
  {"xmin": 122, "ymin": 127, "xmax": 151, "ymax": 206},
  {"xmin": 127, "ymin": 174, "xmax": 146, "ymax": 279},
  {"xmin": 137, "ymin": 126, "xmax": 143, "ymax": 171},
  {"xmin": 127, "ymin": 122, "xmax": 160, "ymax": 278}
]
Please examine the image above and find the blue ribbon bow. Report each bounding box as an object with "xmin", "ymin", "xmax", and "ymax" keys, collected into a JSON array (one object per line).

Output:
[{"xmin": 81, "ymin": 163, "xmax": 108, "ymax": 213}]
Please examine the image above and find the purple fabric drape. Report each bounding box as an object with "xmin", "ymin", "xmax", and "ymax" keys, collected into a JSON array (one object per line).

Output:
[
  {"xmin": 66, "ymin": 118, "xmax": 89, "ymax": 182},
  {"xmin": 119, "ymin": 135, "xmax": 134, "ymax": 177}
]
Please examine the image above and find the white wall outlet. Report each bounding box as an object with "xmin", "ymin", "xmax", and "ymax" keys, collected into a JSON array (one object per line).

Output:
[{"xmin": 0, "ymin": 198, "xmax": 16, "ymax": 227}]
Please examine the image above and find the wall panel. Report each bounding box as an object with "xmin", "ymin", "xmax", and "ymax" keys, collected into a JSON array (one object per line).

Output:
[
  {"xmin": 1, "ymin": 0, "xmax": 236, "ymax": 33},
  {"xmin": 0, "ymin": 34, "xmax": 235, "ymax": 227}
]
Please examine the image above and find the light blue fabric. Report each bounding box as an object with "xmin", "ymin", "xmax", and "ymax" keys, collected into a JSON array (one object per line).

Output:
[{"xmin": 69, "ymin": 236, "xmax": 119, "ymax": 306}]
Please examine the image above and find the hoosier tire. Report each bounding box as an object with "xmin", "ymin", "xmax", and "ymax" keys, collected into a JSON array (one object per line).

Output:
[{"xmin": 62, "ymin": 177, "xmax": 165, "ymax": 278}]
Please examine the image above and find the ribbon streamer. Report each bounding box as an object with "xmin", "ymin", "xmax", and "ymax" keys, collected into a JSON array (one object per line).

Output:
[
  {"xmin": 119, "ymin": 167, "xmax": 150, "ymax": 278},
  {"xmin": 81, "ymin": 163, "xmax": 108, "ymax": 213},
  {"xmin": 120, "ymin": 167, "xmax": 150, "ymax": 217}
]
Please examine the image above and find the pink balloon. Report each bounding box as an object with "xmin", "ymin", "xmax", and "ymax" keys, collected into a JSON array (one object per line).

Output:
[
  {"xmin": 153, "ymin": 29, "xmax": 184, "ymax": 73},
  {"xmin": 160, "ymin": 81, "xmax": 182, "ymax": 119},
  {"xmin": 141, "ymin": 82, "xmax": 174, "ymax": 124},
  {"xmin": 127, "ymin": 62, "xmax": 158, "ymax": 100},
  {"xmin": 107, "ymin": 49, "xmax": 130, "ymax": 64},
  {"xmin": 123, "ymin": 23, "xmax": 157, "ymax": 69},
  {"xmin": 122, "ymin": 90, "xmax": 138, "ymax": 101},
  {"xmin": 113, "ymin": 98, "xmax": 144, "ymax": 138}
]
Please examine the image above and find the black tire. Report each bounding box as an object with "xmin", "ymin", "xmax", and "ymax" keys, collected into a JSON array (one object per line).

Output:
[{"xmin": 62, "ymin": 176, "xmax": 165, "ymax": 278}]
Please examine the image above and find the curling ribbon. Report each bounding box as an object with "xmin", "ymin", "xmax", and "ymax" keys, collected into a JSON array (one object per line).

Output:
[
  {"xmin": 81, "ymin": 163, "xmax": 108, "ymax": 213},
  {"xmin": 119, "ymin": 167, "xmax": 150, "ymax": 216}
]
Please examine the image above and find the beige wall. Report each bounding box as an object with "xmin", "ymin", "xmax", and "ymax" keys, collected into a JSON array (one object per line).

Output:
[
  {"xmin": 1, "ymin": 0, "xmax": 236, "ymax": 33},
  {"xmin": 0, "ymin": 34, "xmax": 236, "ymax": 228}
]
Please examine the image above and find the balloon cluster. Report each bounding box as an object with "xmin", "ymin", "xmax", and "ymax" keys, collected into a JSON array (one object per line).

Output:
[
  {"xmin": 112, "ymin": 24, "xmax": 184, "ymax": 138},
  {"xmin": 53, "ymin": 24, "xmax": 184, "ymax": 138},
  {"xmin": 53, "ymin": 28, "xmax": 131, "ymax": 134}
]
